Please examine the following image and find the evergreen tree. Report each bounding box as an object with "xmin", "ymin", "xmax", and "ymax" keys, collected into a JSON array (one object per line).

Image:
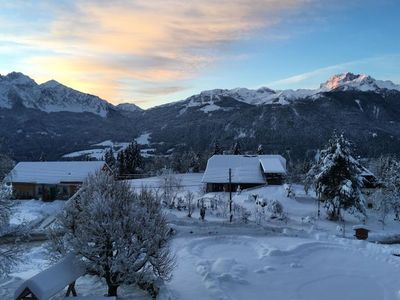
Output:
[
  {"xmin": 257, "ymin": 144, "xmax": 264, "ymax": 155},
  {"xmin": 122, "ymin": 141, "xmax": 143, "ymax": 177},
  {"xmin": 39, "ymin": 152, "xmax": 46, "ymax": 162},
  {"xmin": 375, "ymin": 155, "xmax": 400, "ymax": 221},
  {"xmin": 213, "ymin": 140, "xmax": 223, "ymax": 155},
  {"xmin": 305, "ymin": 132, "xmax": 366, "ymax": 220},
  {"xmin": 104, "ymin": 149, "xmax": 116, "ymax": 170},
  {"xmin": 232, "ymin": 142, "xmax": 241, "ymax": 155},
  {"xmin": 191, "ymin": 152, "xmax": 201, "ymax": 173},
  {"xmin": 117, "ymin": 151, "xmax": 126, "ymax": 177}
]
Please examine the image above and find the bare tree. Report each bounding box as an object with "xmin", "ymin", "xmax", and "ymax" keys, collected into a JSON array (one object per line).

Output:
[
  {"xmin": 186, "ymin": 191, "xmax": 195, "ymax": 218},
  {"xmin": 51, "ymin": 172, "xmax": 175, "ymax": 297},
  {"xmin": 159, "ymin": 170, "xmax": 182, "ymax": 208}
]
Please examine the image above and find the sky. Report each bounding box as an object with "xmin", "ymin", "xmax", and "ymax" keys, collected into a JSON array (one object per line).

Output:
[{"xmin": 0, "ymin": 0, "xmax": 399, "ymax": 108}]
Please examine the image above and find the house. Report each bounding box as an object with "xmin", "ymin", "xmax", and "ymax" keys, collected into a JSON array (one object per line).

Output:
[
  {"xmin": 202, "ymin": 155, "xmax": 287, "ymax": 192},
  {"xmin": 6, "ymin": 161, "xmax": 108, "ymax": 200}
]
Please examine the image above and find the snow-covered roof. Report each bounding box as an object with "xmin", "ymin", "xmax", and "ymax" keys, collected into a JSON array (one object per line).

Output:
[
  {"xmin": 202, "ymin": 155, "xmax": 286, "ymax": 184},
  {"xmin": 8, "ymin": 161, "xmax": 105, "ymax": 184},
  {"xmin": 14, "ymin": 253, "xmax": 86, "ymax": 300},
  {"xmin": 259, "ymin": 156, "xmax": 286, "ymax": 174}
]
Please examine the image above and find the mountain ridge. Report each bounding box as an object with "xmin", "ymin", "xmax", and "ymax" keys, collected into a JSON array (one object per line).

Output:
[{"xmin": 1, "ymin": 72, "xmax": 399, "ymax": 117}]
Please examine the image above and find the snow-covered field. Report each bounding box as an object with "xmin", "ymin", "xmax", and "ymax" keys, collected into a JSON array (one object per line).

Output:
[
  {"xmin": 62, "ymin": 134, "xmax": 154, "ymax": 159},
  {"xmin": 3, "ymin": 173, "xmax": 400, "ymax": 299},
  {"xmin": 167, "ymin": 235, "xmax": 400, "ymax": 300}
]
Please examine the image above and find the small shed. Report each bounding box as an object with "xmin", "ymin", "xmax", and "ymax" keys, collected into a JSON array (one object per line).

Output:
[
  {"xmin": 353, "ymin": 225, "xmax": 370, "ymax": 240},
  {"xmin": 15, "ymin": 253, "xmax": 86, "ymax": 300}
]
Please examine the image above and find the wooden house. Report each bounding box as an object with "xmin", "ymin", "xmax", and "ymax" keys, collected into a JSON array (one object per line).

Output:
[
  {"xmin": 202, "ymin": 155, "xmax": 287, "ymax": 192},
  {"xmin": 6, "ymin": 161, "xmax": 108, "ymax": 200}
]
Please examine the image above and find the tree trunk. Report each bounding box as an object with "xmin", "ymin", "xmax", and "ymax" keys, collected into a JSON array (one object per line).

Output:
[{"xmin": 107, "ymin": 284, "xmax": 119, "ymax": 297}]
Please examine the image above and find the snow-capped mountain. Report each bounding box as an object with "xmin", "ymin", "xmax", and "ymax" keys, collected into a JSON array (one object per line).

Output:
[
  {"xmin": 320, "ymin": 72, "xmax": 400, "ymax": 92},
  {"xmin": 116, "ymin": 102, "xmax": 143, "ymax": 112},
  {"xmin": 0, "ymin": 72, "xmax": 112, "ymax": 117},
  {"xmin": 2, "ymin": 71, "xmax": 400, "ymax": 162},
  {"xmin": 175, "ymin": 72, "xmax": 400, "ymax": 114}
]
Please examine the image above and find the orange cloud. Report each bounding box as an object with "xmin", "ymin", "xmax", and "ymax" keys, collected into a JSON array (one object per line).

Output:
[{"xmin": 3, "ymin": 0, "xmax": 314, "ymax": 105}]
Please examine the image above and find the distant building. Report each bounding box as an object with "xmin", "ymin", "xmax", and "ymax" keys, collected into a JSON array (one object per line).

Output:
[
  {"xmin": 6, "ymin": 161, "xmax": 108, "ymax": 200},
  {"xmin": 202, "ymin": 155, "xmax": 287, "ymax": 192}
]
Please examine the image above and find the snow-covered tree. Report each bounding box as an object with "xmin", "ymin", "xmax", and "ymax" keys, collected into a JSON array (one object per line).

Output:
[
  {"xmin": 305, "ymin": 132, "xmax": 366, "ymax": 221},
  {"xmin": 117, "ymin": 151, "xmax": 126, "ymax": 177},
  {"xmin": 0, "ymin": 183, "xmax": 23, "ymax": 278},
  {"xmin": 0, "ymin": 154, "xmax": 13, "ymax": 181},
  {"xmin": 104, "ymin": 148, "xmax": 116, "ymax": 171},
  {"xmin": 124, "ymin": 141, "xmax": 143, "ymax": 176},
  {"xmin": 266, "ymin": 199, "xmax": 284, "ymax": 219},
  {"xmin": 213, "ymin": 140, "xmax": 223, "ymax": 155},
  {"xmin": 185, "ymin": 191, "xmax": 195, "ymax": 218},
  {"xmin": 159, "ymin": 169, "xmax": 182, "ymax": 208},
  {"xmin": 232, "ymin": 142, "xmax": 241, "ymax": 155},
  {"xmin": 256, "ymin": 144, "xmax": 264, "ymax": 155},
  {"xmin": 52, "ymin": 172, "xmax": 175, "ymax": 297},
  {"xmin": 374, "ymin": 155, "xmax": 400, "ymax": 221}
]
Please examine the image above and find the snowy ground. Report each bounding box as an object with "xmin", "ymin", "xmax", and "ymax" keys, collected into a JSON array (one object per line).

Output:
[
  {"xmin": 3, "ymin": 174, "xmax": 400, "ymax": 299},
  {"xmin": 166, "ymin": 235, "xmax": 400, "ymax": 300},
  {"xmin": 9, "ymin": 199, "xmax": 65, "ymax": 226}
]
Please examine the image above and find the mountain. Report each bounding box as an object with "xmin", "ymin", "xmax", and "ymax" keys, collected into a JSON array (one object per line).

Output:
[
  {"xmin": 116, "ymin": 103, "xmax": 143, "ymax": 112},
  {"xmin": 320, "ymin": 72, "xmax": 400, "ymax": 92},
  {"xmin": 1, "ymin": 71, "xmax": 400, "ymax": 162},
  {"xmin": 172, "ymin": 72, "xmax": 400, "ymax": 114},
  {"xmin": 0, "ymin": 72, "xmax": 112, "ymax": 117}
]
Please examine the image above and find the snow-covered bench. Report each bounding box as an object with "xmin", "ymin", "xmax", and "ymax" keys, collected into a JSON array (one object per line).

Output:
[{"xmin": 15, "ymin": 253, "xmax": 86, "ymax": 300}]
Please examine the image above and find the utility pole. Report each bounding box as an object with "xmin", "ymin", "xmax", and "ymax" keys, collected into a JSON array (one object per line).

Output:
[{"xmin": 229, "ymin": 168, "xmax": 233, "ymax": 223}]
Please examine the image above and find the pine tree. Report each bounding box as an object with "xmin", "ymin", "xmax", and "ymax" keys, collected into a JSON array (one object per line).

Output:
[
  {"xmin": 305, "ymin": 132, "xmax": 366, "ymax": 220},
  {"xmin": 213, "ymin": 140, "xmax": 223, "ymax": 155},
  {"xmin": 104, "ymin": 149, "xmax": 116, "ymax": 170},
  {"xmin": 124, "ymin": 141, "xmax": 143, "ymax": 176},
  {"xmin": 375, "ymin": 155, "xmax": 400, "ymax": 221},
  {"xmin": 257, "ymin": 144, "xmax": 264, "ymax": 155},
  {"xmin": 117, "ymin": 151, "xmax": 126, "ymax": 177},
  {"xmin": 232, "ymin": 142, "xmax": 241, "ymax": 155}
]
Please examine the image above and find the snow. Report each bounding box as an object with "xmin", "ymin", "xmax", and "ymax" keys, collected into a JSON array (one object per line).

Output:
[
  {"xmin": 320, "ymin": 72, "xmax": 400, "ymax": 92},
  {"xmin": 166, "ymin": 235, "xmax": 400, "ymax": 300},
  {"xmin": 200, "ymin": 103, "xmax": 221, "ymax": 113},
  {"xmin": 135, "ymin": 132, "xmax": 151, "ymax": 145},
  {"xmin": 116, "ymin": 102, "xmax": 142, "ymax": 112},
  {"xmin": 0, "ymin": 72, "xmax": 111, "ymax": 117},
  {"xmin": 355, "ymin": 99, "xmax": 364, "ymax": 112},
  {"xmin": 259, "ymin": 156, "xmax": 287, "ymax": 174},
  {"xmin": 14, "ymin": 253, "xmax": 86, "ymax": 300},
  {"xmin": 63, "ymin": 149, "xmax": 107, "ymax": 160},
  {"xmin": 1, "ymin": 246, "xmax": 148, "ymax": 300},
  {"xmin": 10, "ymin": 199, "xmax": 64, "ymax": 226},
  {"xmin": 4, "ymin": 173, "xmax": 400, "ymax": 299},
  {"xmin": 202, "ymin": 155, "xmax": 286, "ymax": 184},
  {"xmin": 130, "ymin": 173, "xmax": 204, "ymax": 193},
  {"xmin": 7, "ymin": 161, "xmax": 105, "ymax": 184}
]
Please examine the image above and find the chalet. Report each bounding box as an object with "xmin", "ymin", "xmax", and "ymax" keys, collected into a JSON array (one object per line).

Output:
[
  {"xmin": 202, "ymin": 155, "xmax": 287, "ymax": 192},
  {"xmin": 6, "ymin": 161, "xmax": 108, "ymax": 200}
]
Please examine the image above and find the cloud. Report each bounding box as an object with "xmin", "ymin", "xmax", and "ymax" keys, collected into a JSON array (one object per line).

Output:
[
  {"xmin": 267, "ymin": 54, "xmax": 400, "ymax": 90},
  {"xmin": 1, "ymin": 0, "xmax": 317, "ymax": 104}
]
